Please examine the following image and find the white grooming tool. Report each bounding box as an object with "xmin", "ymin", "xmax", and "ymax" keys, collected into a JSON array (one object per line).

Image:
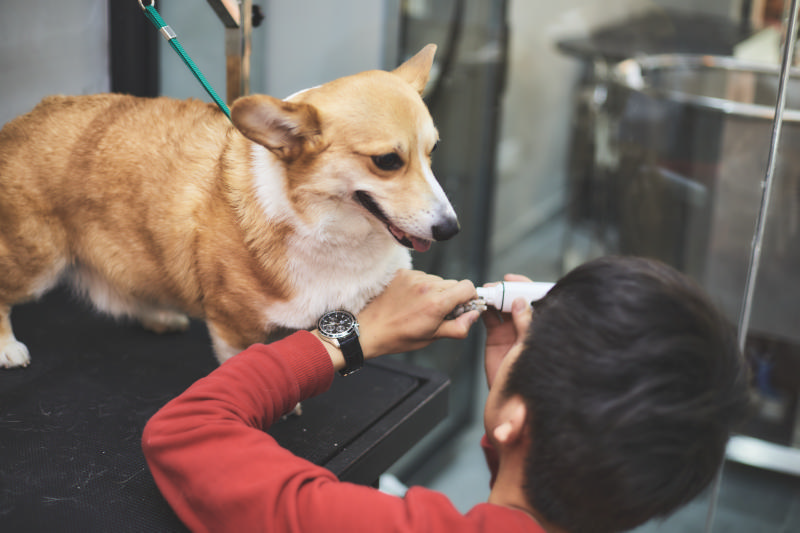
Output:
[
  {"xmin": 447, "ymin": 281, "xmax": 555, "ymax": 318},
  {"xmin": 475, "ymin": 281, "xmax": 555, "ymax": 313}
]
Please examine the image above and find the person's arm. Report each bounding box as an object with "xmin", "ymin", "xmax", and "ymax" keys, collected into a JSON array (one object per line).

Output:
[
  {"xmin": 142, "ymin": 269, "xmax": 481, "ymax": 532},
  {"xmin": 479, "ymin": 274, "xmax": 533, "ymax": 486},
  {"xmin": 142, "ymin": 332, "xmax": 336, "ymax": 532}
]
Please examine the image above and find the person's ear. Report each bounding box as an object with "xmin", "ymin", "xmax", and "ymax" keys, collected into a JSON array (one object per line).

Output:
[{"xmin": 491, "ymin": 395, "xmax": 528, "ymax": 446}]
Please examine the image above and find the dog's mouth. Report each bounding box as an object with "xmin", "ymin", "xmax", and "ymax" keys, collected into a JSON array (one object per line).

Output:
[{"xmin": 354, "ymin": 191, "xmax": 432, "ymax": 253}]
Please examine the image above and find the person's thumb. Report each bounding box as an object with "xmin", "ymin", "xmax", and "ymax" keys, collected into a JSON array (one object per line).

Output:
[{"xmin": 511, "ymin": 297, "xmax": 532, "ymax": 343}]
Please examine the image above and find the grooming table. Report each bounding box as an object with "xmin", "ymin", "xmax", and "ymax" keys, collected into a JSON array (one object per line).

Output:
[{"xmin": 0, "ymin": 287, "xmax": 449, "ymax": 532}]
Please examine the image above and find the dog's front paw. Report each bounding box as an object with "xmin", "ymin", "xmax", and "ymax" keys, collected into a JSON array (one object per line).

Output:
[
  {"xmin": 0, "ymin": 339, "xmax": 31, "ymax": 368},
  {"xmin": 139, "ymin": 309, "xmax": 191, "ymax": 334}
]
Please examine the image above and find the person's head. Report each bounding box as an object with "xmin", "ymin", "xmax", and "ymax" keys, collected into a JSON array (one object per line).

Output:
[{"xmin": 494, "ymin": 256, "xmax": 752, "ymax": 533}]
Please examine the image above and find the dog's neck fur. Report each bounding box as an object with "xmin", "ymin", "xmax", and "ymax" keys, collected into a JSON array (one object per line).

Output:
[{"xmin": 236, "ymin": 141, "xmax": 411, "ymax": 330}]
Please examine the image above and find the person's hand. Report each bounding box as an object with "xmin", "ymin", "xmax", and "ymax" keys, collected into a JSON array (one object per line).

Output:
[
  {"xmin": 482, "ymin": 274, "xmax": 533, "ymax": 388},
  {"xmin": 357, "ymin": 269, "xmax": 480, "ymax": 359}
]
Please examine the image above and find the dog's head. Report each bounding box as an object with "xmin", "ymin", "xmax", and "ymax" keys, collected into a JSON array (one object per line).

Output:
[{"xmin": 231, "ymin": 44, "xmax": 459, "ymax": 252}]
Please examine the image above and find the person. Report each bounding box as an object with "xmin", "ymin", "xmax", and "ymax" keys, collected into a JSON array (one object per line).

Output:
[{"xmin": 142, "ymin": 256, "xmax": 752, "ymax": 533}]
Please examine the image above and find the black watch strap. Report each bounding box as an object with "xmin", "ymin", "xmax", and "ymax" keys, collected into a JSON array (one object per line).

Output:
[{"xmin": 338, "ymin": 333, "xmax": 364, "ymax": 376}]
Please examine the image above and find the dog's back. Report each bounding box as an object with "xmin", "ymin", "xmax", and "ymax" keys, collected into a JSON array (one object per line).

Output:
[{"xmin": 0, "ymin": 95, "xmax": 232, "ymax": 311}]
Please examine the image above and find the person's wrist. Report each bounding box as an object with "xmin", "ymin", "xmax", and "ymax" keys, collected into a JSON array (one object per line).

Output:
[
  {"xmin": 352, "ymin": 311, "xmax": 380, "ymax": 361},
  {"xmin": 311, "ymin": 329, "xmax": 347, "ymax": 372},
  {"xmin": 356, "ymin": 330, "xmax": 379, "ymax": 361},
  {"xmin": 355, "ymin": 312, "xmax": 396, "ymax": 362}
]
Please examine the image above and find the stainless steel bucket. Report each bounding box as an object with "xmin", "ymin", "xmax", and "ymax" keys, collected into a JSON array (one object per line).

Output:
[{"xmin": 609, "ymin": 54, "xmax": 800, "ymax": 346}]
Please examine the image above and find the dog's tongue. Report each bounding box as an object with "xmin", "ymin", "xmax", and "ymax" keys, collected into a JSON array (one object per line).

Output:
[
  {"xmin": 389, "ymin": 225, "xmax": 432, "ymax": 253},
  {"xmin": 410, "ymin": 236, "xmax": 431, "ymax": 253}
]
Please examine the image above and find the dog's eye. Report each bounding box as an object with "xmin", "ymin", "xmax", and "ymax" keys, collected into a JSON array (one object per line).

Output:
[
  {"xmin": 430, "ymin": 141, "xmax": 439, "ymax": 155},
  {"xmin": 372, "ymin": 153, "xmax": 404, "ymax": 171}
]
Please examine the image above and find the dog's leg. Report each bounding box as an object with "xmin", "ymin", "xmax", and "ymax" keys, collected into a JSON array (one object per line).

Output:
[
  {"xmin": 207, "ymin": 323, "xmax": 244, "ymax": 364},
  {"xmin": 0, "ymin": 305, "xmax": 30, "ymax": 368},
  {"xmin": 0, "ymin": 254, "xmax": 66, "ymax": 369},
  {"xmin": 207, "ymin": 319, "xmax": 299, "ymax": 364},
  {"xmin": 208, "ymin": 320, "xmax": 305, "ymax": 417}
]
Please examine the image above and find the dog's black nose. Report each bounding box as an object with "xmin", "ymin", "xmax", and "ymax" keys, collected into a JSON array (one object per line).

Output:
[{"xmin": 432, "ymin": 218, "xmax": 460, "ymax": 241}]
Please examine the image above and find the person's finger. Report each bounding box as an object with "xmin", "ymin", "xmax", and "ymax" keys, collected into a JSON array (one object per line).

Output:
[
  {"xmin": 436, "ymin": 309, "xmax": 480, "ymax": 339},
  {"xmin": 503, "ymin": 273, "xmax": 533, "ymax": 283},
  {"xmin": 437, "ymin": 279, "xmax": 478, "ymax": 317},
  {"xmin": 481, "ymin": 306, "xmax": 505, "ymax": 327},
  {"xmin": 511, "ymin": 297, "xmax": 533, "ymax": 342}
]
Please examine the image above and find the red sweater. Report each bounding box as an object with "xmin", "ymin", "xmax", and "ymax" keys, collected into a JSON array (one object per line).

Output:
[{"xmin": 142, "ymin": 331, "xmax": 543, "ymax": 533}]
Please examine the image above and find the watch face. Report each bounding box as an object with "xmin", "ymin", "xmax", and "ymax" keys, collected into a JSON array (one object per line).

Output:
[{"xmin": 318, "ymin": 311, "xmax": 356, "ymax": 339}]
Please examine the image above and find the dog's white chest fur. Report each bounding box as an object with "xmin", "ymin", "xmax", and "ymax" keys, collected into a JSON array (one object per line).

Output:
[
  {"xmin": 268, "ymin": 244, "xmax": 410, "ymax": 330},
  {"xmin": 250, "ymin": 145, "xmax": 412, "ymax": 331}
]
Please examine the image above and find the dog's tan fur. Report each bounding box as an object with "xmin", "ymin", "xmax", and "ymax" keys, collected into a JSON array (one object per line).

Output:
[{"xmin": 0, "ymin": 44, "xmax": 459, "ymax": 367}]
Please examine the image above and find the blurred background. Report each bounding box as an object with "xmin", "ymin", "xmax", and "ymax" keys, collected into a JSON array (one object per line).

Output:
[{"xmin": 2, "ymin": 1, "xmax": 799, "ymax": 530}]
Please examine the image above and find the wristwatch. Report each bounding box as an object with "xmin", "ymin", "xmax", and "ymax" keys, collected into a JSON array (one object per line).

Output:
[{"xmin": 317, "ymin": 310, "xmax": 364, "ymax": 376}]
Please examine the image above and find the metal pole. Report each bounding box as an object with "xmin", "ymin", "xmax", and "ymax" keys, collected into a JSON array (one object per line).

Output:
[
  {"xmin": 705, "ymin": 2, "xmax": 800, "ymax": 532},
  {"xmin": 703, "ymin": 465, "xmax": 725, "ymax": 533},
  {"xmin": 736, "ymin": 0, "xmax": 800, "ymax": 354}
]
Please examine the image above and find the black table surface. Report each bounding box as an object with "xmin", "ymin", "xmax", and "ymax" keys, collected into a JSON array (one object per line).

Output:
[{"xmin": 0, "ymin": 287, "xmax": 449, "ymax": 532}]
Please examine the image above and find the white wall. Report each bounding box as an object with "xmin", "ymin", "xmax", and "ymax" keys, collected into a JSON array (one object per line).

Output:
[
  {"xmin": 261, "ymin": 1, "xmax": 387, "ymax": 98},
  {"xmin": 0, "ymin": 0, "xmax": 109, "ymax": 126},
  {"xmin": 492, "ymin": 0, "xmax": 651, "ymax": 253},
  {"xmin": 158, "ymin": 0, "xmax": 387, "ymax": 101},
  {"xmin": 157, "ymin": 2, "xmax": 229, "ymax": 102},
  {"xmin": 0, "ymin": 1, "xmax": 384, "ymax": 123}
]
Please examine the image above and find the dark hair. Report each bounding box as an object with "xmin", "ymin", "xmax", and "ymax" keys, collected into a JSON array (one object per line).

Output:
[{"xmin": 504, "ymin": 256, "xmax": 752, "ymax": 533}]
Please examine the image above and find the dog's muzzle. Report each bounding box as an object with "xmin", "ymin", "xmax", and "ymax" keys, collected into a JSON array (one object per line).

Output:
[{"xmin": 354, "ymin": 191, "xmax": 459, "ymax": 252}]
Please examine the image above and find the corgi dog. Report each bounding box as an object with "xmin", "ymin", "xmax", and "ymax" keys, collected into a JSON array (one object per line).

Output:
[{"xmin": 0, "ymin": 44, "xmax": 459, "ymax": 368}]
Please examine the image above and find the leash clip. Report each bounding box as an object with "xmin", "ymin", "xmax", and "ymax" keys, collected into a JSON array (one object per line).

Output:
[
  {"xmin": 138, "ymin": 0, "xmax": 155, "ymax": 10},
  {"xmin": 159, "ymin": 24, "xmax": 177, "ymax": 41}
]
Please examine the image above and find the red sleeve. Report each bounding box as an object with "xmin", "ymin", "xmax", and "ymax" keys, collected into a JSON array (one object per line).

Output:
[{"xmin": 142, "ymin": 330, "xmax": 540, "ymax": 533}]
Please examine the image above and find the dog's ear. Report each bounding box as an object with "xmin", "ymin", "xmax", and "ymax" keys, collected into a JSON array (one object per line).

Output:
[
  {"xmin": 392, "ymin": 43, "xmax": 437, "ymax": 95},
  {"xmin": 231, "ymin": 94, "xmax": 323, "ymax": 161}
]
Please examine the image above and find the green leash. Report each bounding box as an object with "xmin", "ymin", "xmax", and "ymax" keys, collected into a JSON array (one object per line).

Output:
[{"xmin": 138, "ymin": 0, "xmax": 232, "ymax": 120}]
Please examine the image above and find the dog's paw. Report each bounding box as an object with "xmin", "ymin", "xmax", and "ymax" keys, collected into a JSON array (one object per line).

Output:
[
  {"xmin": 0, "ymin": 339, "xmax": 31, "ymax": 368},
  {"xmin": 139, "ymin": 310, "xmax": 191, "ymax": 334},
  {"xmin": 281, "ymin": 402, "xmax": 304, "ymax": 420},
  {"xmin": 291, "ymin": 402, "xmax": 303, "ymax": 417}
]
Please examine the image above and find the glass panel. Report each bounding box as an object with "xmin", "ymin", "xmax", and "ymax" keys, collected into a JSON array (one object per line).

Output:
[{"xmin": 390, "ymin": 0, "xmax": 507, "ymax": 476}]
